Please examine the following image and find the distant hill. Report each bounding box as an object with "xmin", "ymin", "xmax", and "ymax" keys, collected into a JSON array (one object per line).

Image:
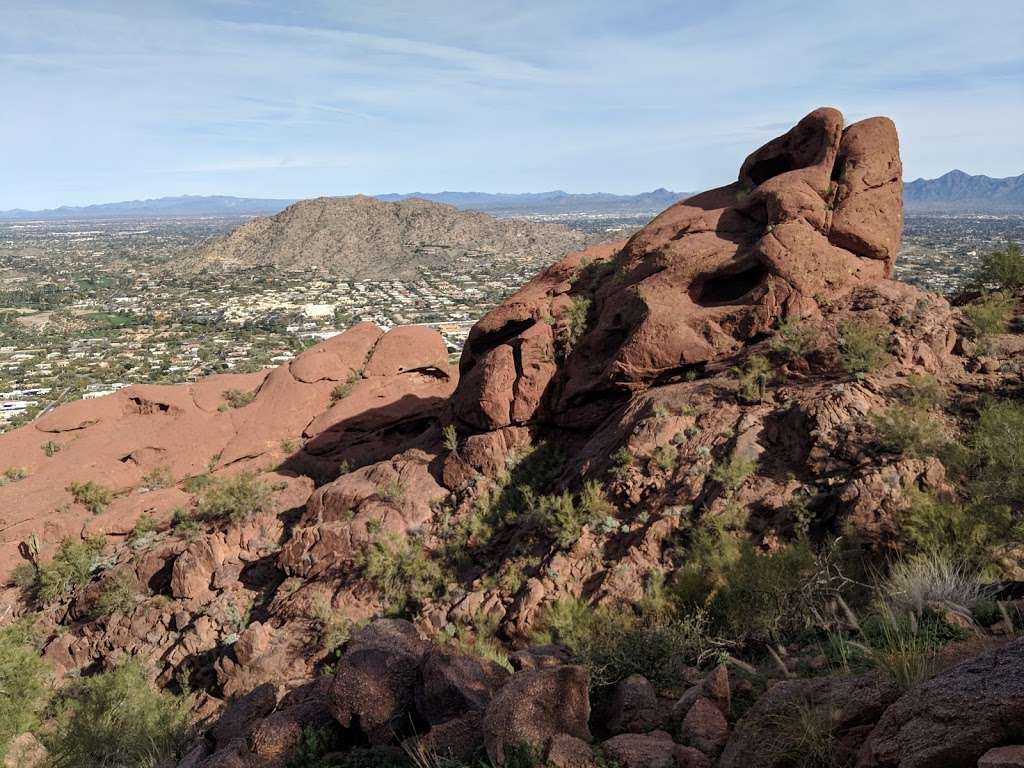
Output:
[
  {"xmin": 904, "ymin": 170, "xmax": 1024, "ymax": 213},
  {"xmin": 185, "ymin": 195, "xmax": 595, "ymax": 280},
  {"xmin": 0, "ymin": 195, "xmax": 297, "ymax": 221},
  {"xmin": 376, "ymin": 188, "xmax": 688, "ymax": 215}
]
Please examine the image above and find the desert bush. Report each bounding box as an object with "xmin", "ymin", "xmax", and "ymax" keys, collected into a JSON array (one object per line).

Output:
[
  {"xmin": 711, "ymin": 454, "xmax": 756, "ymax": 492},
  {"xmin": 128, "ymin": 512, "xmax": 159, "ymax": 545},
  {"xmin": 141, "ymin": 464, "xmax": 174, "ymax": 490},
  {"xmin": 959, "ymin": 399, "xmax": 1024, "ymax": 510},
  {"xmin": 529, "ymin": 480, "xmax": 613, "ymax": 549},
  {"xmin": 46, "ymin": 659, "xmax": 192, "ymax": 768},
  {"xmin": 311, "ymin": 600, "xmax": 353, "ymax": 659},
  {"xmin": 0, "ymin": 622, "xmax": 51, "ymax": 760},
  {"xmin": 363, "ymin": 535, "xmax": 445, "ymax": 616},
  {"xmin": 881, "ymin": 553, "xmax": 988, "ymax": 614},
  {"xmin": 196, "ymin": 471, "xmax": 273, "ymax": 524},
  {"xmin": 858, "ymin": 608, "xmax": 941, "ymax": 690},
  {"xmin": 707, "ymin": 540, "xmax": 831, "ymax": 644},
  {"xmin": 219, "ymin": 388, "xmax": 256, "ymax": 410},
  {"xmin": 94, "ymin": 569, "xmax": 140, "ymax": 618},
  {"xmin": 67, "ymin": 480, "xmax": 114, "ymax": 514},
  {"xmin": 558, "ymin": 296, "xmax": 593, "ymax": 357},
  {"xmin": 963, "ymin": 291, "xmax": 1013, "ymax": 343},
  {"xmin": 37, "ymin": 536, "xmax": 106, "ymax": 603},
  {"xmin": 42, "ymin": 440, "xmax": 62, "ymax": 457},
  {"xmin": 0, "ymin": 467, "xmax": 28, "ymax": 485},
  {"xmin": 650, "ymin": 444, "xmax": 678, "ymax": 471},
  {"xmin": 770, "ymin": 318, "xmax": 817, "ymax": 361},
  {"xmin": 442, "ymin": 423, "xmax": 458, "ymax": 452},
  {"xmin": 532, "ymin": 597, "xmax": 712, "ymax": 693},
  {"xmin": 872, "ymin": 404, "xmax": 946, "ymax": 458},
  {"xmin": 838, "ymin": 318, "xmax": 891, "ymax": 374},
  {"xmin": 379, "ymin": 477, "xmax": 406, "ymax": 504},
  {"xmin": 732, "ymin": 354, "xmax": 772, "ymax": 403},
  {"xmin": 331, "ymin": 369, "xmax": 363, "ymax": 402},
  {"xmin": 972, "ymin": 240, "xmax": 1024, "ymax": 292}
]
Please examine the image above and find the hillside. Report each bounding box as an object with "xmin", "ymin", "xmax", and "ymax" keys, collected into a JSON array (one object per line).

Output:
[
  {"xmin": 376, "ymin": 188, "xmax": 688, "ymax": 215},
  {"xmin": 5, "ymin": 109, "xmax": 1024, "ymax": 768},
  {"xmin": 186, "ymin": 195, "xmax": 594, "ymax": 279},
  {"xmin": 905, "ymin": 169, "xmax": 1024, "ymax": 212}
]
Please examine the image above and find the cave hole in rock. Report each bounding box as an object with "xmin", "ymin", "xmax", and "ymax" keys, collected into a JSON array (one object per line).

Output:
[
  {"xmin": 746, "ymin": 153, "xmax": 796, "ymax": 185},
  {"xmin": 692, "ymin": 262, "xmax": 769, "ymax": 306},
  {"xmin": 831, "ymin": 152, "xmax": 848, "ymax": 182}
]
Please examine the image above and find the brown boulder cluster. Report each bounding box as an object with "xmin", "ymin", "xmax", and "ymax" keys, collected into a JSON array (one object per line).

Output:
[{"xmin": 6, "ymin": 108, "xmax": 1024, "ymax": 767}]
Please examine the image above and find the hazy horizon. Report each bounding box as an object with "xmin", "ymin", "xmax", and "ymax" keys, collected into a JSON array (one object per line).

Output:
[{"xmin": 3, "ymin": 1, "xmax": 1022, "ymax": 209}]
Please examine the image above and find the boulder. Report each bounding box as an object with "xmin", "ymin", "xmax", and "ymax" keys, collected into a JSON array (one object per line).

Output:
[
  {"xmin": 546, "ymin": 734, "xmax": 596, "ymax": 768},
  {"xmin": 414, "ymin": 647, "xmax": 510, "ymax": 725},
  {"xmin": 720, "ymin": 673, "xmax": 899, "ymax": 768},
  {"xmin": 603, "ymin": 674, "xmax": 664, "ymax": 735},
  {"xmin": 857, "ymin": 638, "xmax": 1024, "ymax": 768},
  {"xmin": 679, "ymin": 696, "xmax": 729, "ymax": 757},
  {"xmin": 600, "ymin": 730, "xmax": 676, "ymax": 768},
  {"xmin": 980, "ymin": 746, "xmax": 1024, "ymax": 768},
  {"xmin": 209, "ymin": 682, "xmax": 278, "ymax": 749},
  {"xmin": 482, "ymin": 665, "xmax": 591, "ymax": 765},
  {"xmin": 327, "ymin": 619, "xmax": 426, "ymax": 744}
]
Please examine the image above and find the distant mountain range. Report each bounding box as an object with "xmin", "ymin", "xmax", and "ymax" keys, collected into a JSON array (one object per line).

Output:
[
  {"xmin": 904, "ymin": 170, "xmax": 1024, "ymax": 213},
  {"xmin": 0, "ymin": 195, "xmax": 297, "ymax": 221},
  {"xmin": 2, "ymin": 172, "xmax": 1022, "ymax": 221},
  {"xmin": 375, "ymin": 188, "xmax": 687, "ymax": 215}
]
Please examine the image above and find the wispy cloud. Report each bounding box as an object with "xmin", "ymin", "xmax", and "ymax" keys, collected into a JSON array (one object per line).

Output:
[{"xmin": 1, "ymin": 0, "xmax": 1021, "ymax": 208}]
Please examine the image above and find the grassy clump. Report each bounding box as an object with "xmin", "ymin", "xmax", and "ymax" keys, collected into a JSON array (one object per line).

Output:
[
  {"xmin": 0, "ymin": 467, "xmax": 28, "ymax": 485},
  {"xmin": 872, "ymin": 375, "xmax": 948, "ymax": 458},
  {"xmin": 557, "ymin": 296, "xmax": 593, "ymax": 358},
  {"xmin": 363, "ymin": 535, "xmax": 445, "ymax": 617},
  {"xmin": 141, "ymin": 465, "xmax": 174, "ymax": 490},
  {"xmin": 770, "ymin": 699, "xmax": 840, "ymax": 768},
  {"xmin": 196, "ymin": 471, "xmax": 274, "ymax": 524},
  {"xmin": 219, "ymin": 388, "xmax": 256, "ymax": 410},
  {"xmin": 331, "ymin": 369, "xmax": 363, "ymax": 402},
  {"xmin": 45, "ymin": 659, "xmax": 192, "ymax": 768},
  {"xmin": 711, "ymin": 454, "xmax": 757, "ymax": 492},
  {"xmin": 963, "ymin": 292, "xmax": 1013, "ymax": 346},
  {"xmin": 0, "ymin": 622, "xmax": 50, "ymax": 760},
  {"xmin": 442, "ymin": 423, "xmax": 459, "ymax": 452},
  {"xmin": 93, "ymin": 569, "xmax": 140, "ymax": 618},
  {"xmin": 528, "ymin": 480, "xmax": 614, "ymax": 549},
  {"xmin": 732, "ymin": 354, "xmax": 772, "ymax": 403},
  {"xmin": 770, "ymin": 317, "xmax": 818, "ymax": 361},
  {"xmin": 532, "ymin": 595, "xmax": 712, "ymax": 693},
  {"xmin": 36, "ymin": 536, "xmax": 106, "ymax": 604},
  {"xmin": 42, "ymin": 440, "xmax": 62, "ymax": 457},
  {"xmin": 838, "ymin": 318, "xmax": 891, "ymax": 374},
  {"xmin": 67, "ymin": 480, "xmax": 114, "ymax": 514}
]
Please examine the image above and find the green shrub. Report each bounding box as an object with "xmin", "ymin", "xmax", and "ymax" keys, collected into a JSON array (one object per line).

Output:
[
  {"xmin": 770, "ymin": 318, "xmax": 817, "ymax": 361},
  {"xmin": 708, "ymin": 541, "xmax": 827, "ymax": 643},
  {"xmin": 711, "ymin": 454, "xmax": 756, "ymax": 492},
  {"xmin": 973, "ymin": 241, "xmax": 1024, "ymax": 292},
  {"xmin": 219, "ymin": 388, "xmax": 256, "ymax": 410},
  {"xmin": 181, "ymin": 473, "xmax": 213, "ymax": 494},
  {"xmin": 0, "ymin": 467, "xmax": 28, "ymax": 485},
  {"xmin": 38, "ymin": 537, "xmax": 106, "ymax": 603},
  {"xmin": 650, "ymin": 445, "xmax": 678, "ymax": 471},
  {"xmin": 363, "ymin": 535, "xmax": 445, "ymax": 616},
  {"xmin": 67, "ymin": 480, "xmax": 114, "ymax": 514},
  {"xmin": 872, "ymin": 403, "xmax": 946, "ymax": 458},
  {"xmin": 442, "ymin": 423, "xmax": 458, "ymax": 452},
  {"xmin": 961, "ymin": 399, "xmax": 1024, "ymax": 509},
  {"xmin": 331, "ymin": 369, "xmax": 363, "ymax": 402},
  {"xmin": 311, "ymin": 600, "xmax": 353, "ymax": 659},
  {"xmin": 379, "ymin": 477, "xmax": 406, "ymax": 504},
  {"xmin": 46, "ymin": 659, "xmax": 192, "ymax": 768},
  {"xmin": 838, "ymin": 318, "xmax": 891, "ymax": 374},
  {"xmin": 94, "ymin": 569, "xmax": 140, "ymax": 618},
  {"xmin": 859, "ymin": 608, "xmax": 941, "ymax": 690},
  {"xmin": 128, "ymin": 513, "xmax": 159, "ymax": 544},
  {"xmin": 42, "ymin": 440, "xmax": 62, "ymax": 457},
  {"xmin": 732, "ymin": 354, "xmax": 772, "ymax": 403},
  {"xmin": 963, "ymin": 292, "xmax": 1013, "ymax": 343},
  {"xmin": 196, "ymin": 471, "xmax": 274, "ymax": 524},
  {"xmin": 532, "ymin": 597, "xmax": 711, "ymax": 693},
  {"xmin": 0, "ymin": 623, "xmax": 51, "ymax": 760},
  {"xmin": 529, "ymin": 480, "xmax": 613, "ymax": 549},
  {"xmin": 141, "ymin": 465, "xmax": 174, "ymax": 490},
  {"xmin": 558, "ymin": 296, "xmax": 593, "ymax": 357}
]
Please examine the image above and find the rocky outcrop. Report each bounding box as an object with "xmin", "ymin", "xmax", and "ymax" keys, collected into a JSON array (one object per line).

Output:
[{"xmin": 857, "ymin": 638, "xmax": 1024, "ymax": 768}]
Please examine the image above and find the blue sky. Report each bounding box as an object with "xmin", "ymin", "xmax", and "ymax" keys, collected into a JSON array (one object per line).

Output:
[{"xmin": 1, "ymin": 0, "xmax": 1022, "ymax": 209}]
